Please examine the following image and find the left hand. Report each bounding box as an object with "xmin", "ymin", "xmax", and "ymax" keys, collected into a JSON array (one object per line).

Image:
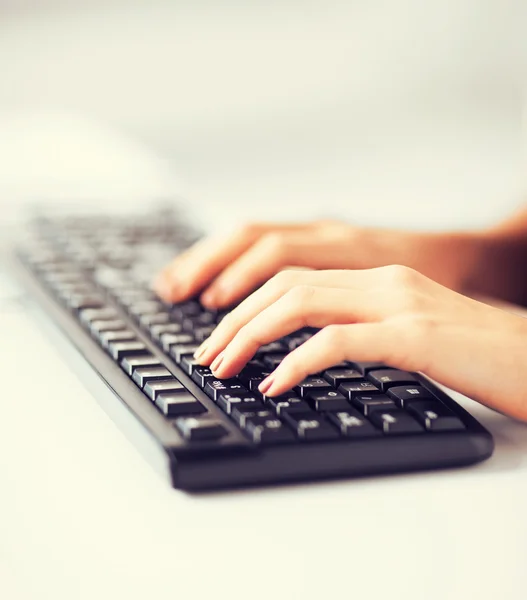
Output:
[{"xmin": 194, "ymin": 265, "xmax": 527, "ymax": 422}]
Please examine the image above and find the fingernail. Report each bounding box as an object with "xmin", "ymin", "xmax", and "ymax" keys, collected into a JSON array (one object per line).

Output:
[
  {"xmin": 210, "ymin": 352, "xmax": 225, "ymax": 373},
  {"xmin": 193, "ymin": 342, "xmax": 209, "ymax": 361},
  {"xmin": 258, "ymin": 376, "xmax": 274, "ymax": 395}
]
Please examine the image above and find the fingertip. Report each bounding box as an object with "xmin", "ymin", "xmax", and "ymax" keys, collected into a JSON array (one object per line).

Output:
[
  {"xmin": 200, "ymin": 289, "xmax": 219, "ymax": 309},
  {"xmin": 153, "ymin": 276, "xmax": 174, "ymax": 302},
  {"xmin": 201, "ymin": 280, "xmax": 241, "ymax": 310},
  {"xmin": 259, "ymin": 375, "xmax": 275, "ymax": 395}
]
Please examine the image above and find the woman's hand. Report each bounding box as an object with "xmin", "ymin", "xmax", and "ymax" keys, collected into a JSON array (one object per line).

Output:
[
  {"xmin": 154, "ymin": 220, "xmax": 485, "ymax": 308},
  {"xmin": 195, "ymin": 265, "xmax": 527, "ymax": 422}
]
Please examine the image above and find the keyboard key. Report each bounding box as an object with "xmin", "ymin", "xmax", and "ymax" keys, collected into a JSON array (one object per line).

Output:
[
  {"xmin": 368, "ymin": 369, "xmax": 418, "ymax": 392},
  {"xmin": 262, "ymin": 390, "xmax": 298, "ymax": 402},
  {"xmin": 257, "ymin": 341, "xmax": 288, "ymax": 354},
  {"xmin": 180, "ymin": 354, "xmax": 201, "ymax": 375},
  {"xmin": 387, "ymin": 385, "xmax": 433, "ymax": 407},
  {"xmin": 232, "ymin": 408, "xmax": 273, "ymax": 428},
  {"xmin": 169, "ymin": 343, "xmax": 201, "ymax": 363},
  {"xmin": 175, "ymin": 417, "xmax": 228, "ymax": 441},
  {"xmin": 182, "ymin": 312, "xmax": 216, "ymax": 330},
  {"xmin": 98, "ymin": 329, "xmax": 136, "ymax": 348},
  {"xmin": 80, "ymin": 307, "xmax": 118, "ymax": 325},
  {"xmin": 118, "ymin": 290, "xmax": 155, "ymax": 306},
  {"xmin": 305, "ymin": 390, "xmax": 349, "ymax": 412},
  {"xmin": 244, "ymin": 415, "xmax": 296, "ymax": 445},
  {"xmin": 171, "ymin": 302, "xmax": 202, "ymax": 321},
  {"xmin": 144, "ymin": 379, "xmax": 185, "ymax": 401},
  {"xmin": 89, "ymin": 319, "xmax": 126, "ymax": 334},
  {"xmin": 191, "ymin": 366, "xmax": 215, "ymax": 388},
  {"xmin": 370, "ymin": 410, "xmax": 424, "ymax": 435},
  {"xmin": 238, "ymin": 365, "xmax": 273, "ymax": 391},
  {"xmin": 149, "ymin": 323, "xmax": 183, "ymax": 340},
  {"xmin": 156, "ymin": 393, "xmax": 206, "ymax": 417},
  {"xmin": 132, "ymin": 366, "xmax": 173, "ymax": 388},
  {"xmin": 294, "ymin": 377, "xmax": 332, "ymax": 398},
  {"xmin": 68, "ymin": 294, "xmax": 105, "ymax": 310},
  {"xmin": 347, "ymin": 361, "xmax": 391, "ymax": 376},
  {"xmin": 351, "ymin": 394, "xmax": 397, "ymax": 416},
  {"xmin": 285, "ymin": 332, "xmax": 312, "ymax": 350},
  {"xmin": 407, "ymin": 401, "xmax": 465, "ymax": 431},
  {"xmin": 128, "ymin": 300, "xmax": 163, "ymax": 316},
  {"xmin": 139, "ymin": 312, "xmax": 170, "ymax": 328},
  {"xmin": 283, "ymin": 413, "xmax": 340, "ymax": 441},
  {"xmin": 338, "ymin": 381, "xmax": 381, "ymax": 399},
  {"xmin": 121, "ymin": 355, "xmax": 161, "ymax": 375},
  {"xmin": 108, "ymin": 341, "xmax": 147, "ymax": 361},
  {"xmin": 327, "ymin": 410, "xmax": 380, "ymax": 438},
  {"xmin": 261, "ymin": 353, "xmax": 287, "ymax": 370},
  {"xmin": 323, "ymin": 368, "xmax": 363, "ymax": 387},
  {"xmin": 205, "ymin": 380, "xmax": 247, "ymax": 401},
  {"xmin": 218, "ymin": 394, "xmax": 264, "ymax": 415},
  {"xmin": 160, "ymin": 333, "xmax": 194, "ymax": 352},
  {"xmin": 266, "ymin": 396, "xmax": 311, "ymax": 416},
  {"xmin": 193, "ymin": 326, "xmax": 216, "ymax": 343}
]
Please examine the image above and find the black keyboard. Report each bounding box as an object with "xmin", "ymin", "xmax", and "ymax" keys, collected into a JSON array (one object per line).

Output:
[{"xmin": 8, "ymin": 207, "xmax": 494, "ymax": 490}]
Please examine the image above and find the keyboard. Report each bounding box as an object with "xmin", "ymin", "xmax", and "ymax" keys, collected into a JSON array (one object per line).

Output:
[{"xmin": 8, "ymin": 206, "xmax": 494, "ymax": 490}]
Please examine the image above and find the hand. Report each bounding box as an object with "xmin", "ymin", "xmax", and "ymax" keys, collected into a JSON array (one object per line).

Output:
[
  {"xmin": 154, "ymin": 220, "xmax": 484, "ymax": 308},
  {"xmin": 195, "ymin": 265, "xmax": 527, "ymax": 422}
]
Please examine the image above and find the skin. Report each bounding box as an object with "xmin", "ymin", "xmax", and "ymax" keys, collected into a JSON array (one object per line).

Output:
[{"xmin": 154, "ymin": 211, "xmax": 527, "ymax": 422}]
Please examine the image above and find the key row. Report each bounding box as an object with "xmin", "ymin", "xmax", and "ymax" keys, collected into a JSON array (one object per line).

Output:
[{"xmin": 78, "ymin": 307, "xmax": 235, "ymax": 442}]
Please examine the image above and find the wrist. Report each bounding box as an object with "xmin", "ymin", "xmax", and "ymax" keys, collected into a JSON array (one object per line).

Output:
[
  {"xmin": 417, "ymin": 231, "xmax": 488, "ymax": 291},
  {"xmin": 460, "ymin": 228, "xmax": 527, "ymax": 303}
]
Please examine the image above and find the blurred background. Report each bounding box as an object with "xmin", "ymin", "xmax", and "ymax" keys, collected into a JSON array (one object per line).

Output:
[{"xmin": 0, "ymin": 0, "xmax": 526, "ymax": 230}]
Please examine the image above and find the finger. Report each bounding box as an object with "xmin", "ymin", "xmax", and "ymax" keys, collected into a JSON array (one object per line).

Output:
[
  {"xmin": 154, "ymin": 222, "xmax": 307, "ymax": 302},
  {"xmin": 196, "ymin": 267, "xmax": 404, "ymax": 366},
  {"xmin": 197, "ymin": 234, "xmax": 308, "ymax": 308},
  {"xmin": 211, "ymin": 286, "xmax": 395, "ymax": 379},
  {"xmin": 198, "ymin": 230, "xmax": 350, "ymax": 308},
  {"xmin": 258, "ymin": 323, "xmax": 400, "ymax": 397}
]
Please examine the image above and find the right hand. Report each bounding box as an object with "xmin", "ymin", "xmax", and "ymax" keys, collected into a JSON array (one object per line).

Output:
[{"xmin": 154, "ymin": 220, "xmax": 485, "ymax": 309}]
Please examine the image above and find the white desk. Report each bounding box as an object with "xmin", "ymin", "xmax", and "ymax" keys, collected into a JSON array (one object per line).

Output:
[{"xmin": 1, "ymin": 117, "xmax": 527, "ymax": 600}]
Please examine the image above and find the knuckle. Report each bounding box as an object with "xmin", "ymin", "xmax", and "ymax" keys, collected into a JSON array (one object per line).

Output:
[
  {"xmin": 319, "ymin": 324, "xmax": 345, "ymax": 346},
  {"xmin": 397, "ymin": 289, "xmax": 426, "ymax": 314},
  {"xmin": 237, "ymin": 323, "xmax": 261, "ymax": 347},
  {"xmin": 267, "ymin": 270, "xmax": 294, "ymax": 292},
  {"xmin": 279, "ymin": 351, "xmax": 304, "ymax": 375},
  {"xmin": 286, "ymin": 284, "xmax": 316, "ymax": 307},
  {"xmin": 259, "ymin": 232, "xmax": 288, "ymax": 258},
  {"xmin": 280, "ymin": 286, "xmax": 316, "ymax": 329},
  {"xmin": 383, "ymin": 264, "xmax": 422, "ymax": 289}
]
